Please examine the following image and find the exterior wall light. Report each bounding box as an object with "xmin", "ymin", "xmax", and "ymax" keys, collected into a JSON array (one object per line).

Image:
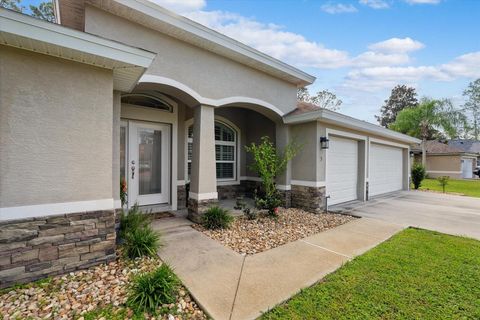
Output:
[{"xmin": 320, "ymin": 136, "xmax": 330, "ymax": 149}]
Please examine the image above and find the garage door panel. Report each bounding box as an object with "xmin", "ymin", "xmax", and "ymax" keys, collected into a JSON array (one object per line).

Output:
[
  {"xmin": 370, "ymin": 143, "xmax": 403, "ymax": 197},
  {"xmin": 327, "ymin": 136, "xmax": 358, "ymax": 205}
]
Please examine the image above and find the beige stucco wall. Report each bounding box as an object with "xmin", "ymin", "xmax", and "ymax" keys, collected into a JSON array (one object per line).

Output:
[
  {"xmin": 0, "ymin": 45, "xmax": 114, "ymax": 208},
  {"xmin": 290, "ymin": 122, "xmax": 320, "ymax": 182},
  {"xmin": 83, "ymin": 6, "xmax": 297, "ymax": 115},
  {"xmin": 426, "ymin": 155, "xmax": 460, "ymax": 172}
]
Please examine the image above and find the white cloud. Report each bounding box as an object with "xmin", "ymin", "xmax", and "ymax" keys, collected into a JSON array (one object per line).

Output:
[
  {"xmin": 148, "ymin": 0, "xmax": 206, "ymax": 13},
  {"xmin": 352, "ymin": 51, "xmax": 411, "ymax": 67},
  {"xmin": 343, "ymin": 51, "xmax": 480, "ymax": 91},
  {"xmin": 441, "ymin": 52, "xmax": 480, "ymax": 79},
  {"xmin": 359, "ymin": 0, "xmax": 390, "ymax": 9},
  {"xmin": 368, "ymin": 37, "xmax": 425, "ymax": 53},
  {"xmin": 321, "ymin": 3, "xmax": 358, "ymax": 14},
  {"xmin": 405, "ymin": 0, "xmax": 441, "ymax": 4},
  {"xmin": 185, "ymin": 10, "xmax": 351, "ymax": 69}
]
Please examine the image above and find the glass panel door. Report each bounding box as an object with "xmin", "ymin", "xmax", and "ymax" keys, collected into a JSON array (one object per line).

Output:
[
  {"xmin": 127, "ymin": 121, "xmax": 170, "ymax": 206},
  {"xmin": 138, "ymin": 128, "xmax": 162, "ymax": 195}
]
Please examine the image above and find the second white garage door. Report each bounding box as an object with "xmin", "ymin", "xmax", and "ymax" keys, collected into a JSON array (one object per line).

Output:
[
  {"xmin": 327, "ymin": 136, "xmax": 358, "ymax": 205},
  {"xmin": 369, "ymin": 143, "xmax": 403, "ymax": 197}
]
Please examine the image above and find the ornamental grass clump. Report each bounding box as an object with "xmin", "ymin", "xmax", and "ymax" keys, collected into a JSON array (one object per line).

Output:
[
  {"xmin": 202, "ymin": 206, "xmax": 233, "ymax": 229},
  {"xmin": 123, "ymin": 226, "xmax": 161, "ymax": 259},
  {"xmin": 127, "ymin": 264, "xmax": 180, "ymax": 314},
  {"xmin": 120, "ymin": 204, "xmax": 161, "ymax": 259}
]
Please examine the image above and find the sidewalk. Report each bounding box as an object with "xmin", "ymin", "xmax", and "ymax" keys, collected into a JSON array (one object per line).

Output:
[{"xmin": 152, "ymin": 216, "xmax": 404, "ymax": 320}]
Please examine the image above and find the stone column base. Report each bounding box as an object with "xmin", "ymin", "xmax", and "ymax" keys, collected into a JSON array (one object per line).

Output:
[
  {"xmin": 177, "ymin": 185, "xmax": 187, "ymax": 210},
  {"xmin": 277, "ymin": 189, "xmax": 292, "ymax": 208},
  {"xmin": 187, "ymin": 198, "xmax": 218, "ymax": 223},
  {"xmin": 291, "ymin": 185, "xmax": 326, "ymax": 213}
]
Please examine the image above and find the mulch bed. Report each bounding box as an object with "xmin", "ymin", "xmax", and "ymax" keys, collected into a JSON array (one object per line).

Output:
[
  {"xmin": 0, "ymin": 252, "xmax": 206, "ymax": 320},
  {"xmin": 193, "ymin": 208, "xmax": 356, "ymax": 254}
]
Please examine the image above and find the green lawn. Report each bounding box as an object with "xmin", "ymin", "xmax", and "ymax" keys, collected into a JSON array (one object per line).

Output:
[
  {"xmin": 418, "ymin": 178, "xmax": 480, "ymax": 197},
  {"xmin": 262, "ymin": 228, "xmax": 480, "ymax": 320}
]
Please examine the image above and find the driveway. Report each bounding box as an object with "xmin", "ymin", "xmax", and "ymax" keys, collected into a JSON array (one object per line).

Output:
[{"xmin": 339, "ymin": 191, "xmax": 480, "ymax": 240}]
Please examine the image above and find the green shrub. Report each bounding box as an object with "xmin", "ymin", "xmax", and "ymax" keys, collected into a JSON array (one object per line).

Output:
[
  {"xmin": 437, "ymin": 176, "xmax": 450, "ymax": 193},
  {"xmin": 243, "ymin": 207, "xmax": 257, "ymax": 220},
  {"xmin": 127, "ymin": 264, "xmax": 180, "ymax": 314},
  {"xmin": 202, "ymin": 206, "xmax": 233, "ymax": 229},
  {"xmin": 123, "ymin": 226, "xmax": 161, "ymax": 259},
  {"xmin": 245, "ymin": 136, "xmax": 300, "ymax": 217},
  {"xmin": 411, "ymin": 163, "xmax": 426, "ymax": 189},
  {"xmin": 255, "ymin": 191, "xmax": 282, "ymax": 216},
  {"xmin": 119, "ymin": 204, "xmax": 150, "ymax": 239}
]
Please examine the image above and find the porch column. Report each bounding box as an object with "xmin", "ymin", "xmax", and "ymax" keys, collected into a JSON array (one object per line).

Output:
[
  {"xmin": 187, "ymin": 104, "xmax": 218, "ymax": 222},
  {"xmin": 275, "ymin": 122, "xmax": 292, "ymax": 207}
]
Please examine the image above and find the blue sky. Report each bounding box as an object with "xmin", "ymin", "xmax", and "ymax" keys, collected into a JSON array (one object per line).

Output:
[{"xmin": 24, "ymin": 0, "xmax": 480, "ymax": 123}]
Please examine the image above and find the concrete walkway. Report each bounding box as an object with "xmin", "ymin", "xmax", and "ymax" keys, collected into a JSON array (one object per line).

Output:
[{"xmin": 152, "ymin": 216, "xmax": 404, "ymax": 320}]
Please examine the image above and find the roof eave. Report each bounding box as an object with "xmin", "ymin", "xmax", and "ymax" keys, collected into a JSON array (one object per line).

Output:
[
  {"xmin": 284, "ymin": 109, "xmax": 422, "ymax": 144},
  {"xmin": 0, "ymin": 8, "xmax": 156, "ymax": 92},
  {"xmin": 98, "ymin": 0, "xmax": 315, "ymax": 86}
]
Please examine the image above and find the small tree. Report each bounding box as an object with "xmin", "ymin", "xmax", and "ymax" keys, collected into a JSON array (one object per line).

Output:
[
  {"xmin": 245, "ymin": 136, "xmax": 300, "ymax": 216},
  {"xmin": 411, "ymin": 163, "xmax": 426, "ymax": 189},
  {"xmin": 437, "ymin": 176, "xmax": 449, "ymax": 193}
]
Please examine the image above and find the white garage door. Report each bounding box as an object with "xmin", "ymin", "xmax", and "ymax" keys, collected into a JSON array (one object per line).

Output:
[
  {"xmin": 461, "ymin": 158, "xmax": 473, "ymax": 178},
  {"xmin": 369, "ymin": 143, "xmax": 403, "ymax": 197},
  {"xmin": 327, "ymin": 136, "xmax": 358, "ymax": 205}
]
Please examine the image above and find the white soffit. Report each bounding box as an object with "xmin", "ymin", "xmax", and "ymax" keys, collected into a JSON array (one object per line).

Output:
[
  {"xmin": 284, "ymin": 109, "xmax": 422, "ymax": 144},
  {"xmin": 0, "ymin": 8, "xmax": 156, "ymax": 92},
  {"xmin": 86, "ymin": 0, "xmax": 316, "ymax": 86}
]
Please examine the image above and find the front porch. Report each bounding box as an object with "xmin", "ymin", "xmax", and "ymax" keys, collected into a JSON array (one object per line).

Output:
[{"xmin": 118, "ymin": 81, "xmax": 295, "ymax": 221}]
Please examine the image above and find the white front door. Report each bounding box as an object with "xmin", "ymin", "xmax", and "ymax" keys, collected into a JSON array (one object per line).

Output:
[
  {"xmin": 327, "ymin": 136, "xmax": 359, "ymax": 205},
  {"xmin": 369, "ymin": 143, "xmax": 403, "ymax": 197},
  {"xmin": 127, "ymin": 121, "xmax": 170, "ymax": 206}
]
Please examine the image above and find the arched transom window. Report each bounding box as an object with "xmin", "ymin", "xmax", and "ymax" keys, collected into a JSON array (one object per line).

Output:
[
  {"xmin": 187, "ymin": 121, "xmax": 237, "ymax": 181},
  {"xmin": 121, "ymin": 92, "xmax": 173, "ymax": 112}
]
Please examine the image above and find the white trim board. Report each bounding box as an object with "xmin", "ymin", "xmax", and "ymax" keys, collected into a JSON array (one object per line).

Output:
[
  {"xmin": 291, "ymin": 180, "xmax": 326, "ymax": 187},
  {"xmin": 0, "ymin": 199, "xmax": 115, "ymax": 221}
]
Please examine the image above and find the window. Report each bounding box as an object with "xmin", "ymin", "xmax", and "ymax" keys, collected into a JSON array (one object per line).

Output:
[
  {"xmin": 121, "ymin": 93, "xmax": 172, "ymax": 111},
  {"xmin": 187, "ymin": 120, "xmax": 237, "ymax": 181}
]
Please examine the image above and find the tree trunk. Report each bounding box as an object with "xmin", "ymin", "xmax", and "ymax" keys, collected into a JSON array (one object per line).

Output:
[{"xmin": 422, "ymin": 138, "xmax": 427, "ymax": 166}]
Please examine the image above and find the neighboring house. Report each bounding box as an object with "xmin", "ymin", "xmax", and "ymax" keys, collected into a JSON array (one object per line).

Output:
[
  {"xmin": 0, "ymin": 0, "xmax": 419, "ymax": 287},
  {"xmin": 447, "ymin": 139, "xmax": 480, "ymax": 167},
  {"xmin": 412, "ymin": 141, "xmax": 477, "ymax": 179}
]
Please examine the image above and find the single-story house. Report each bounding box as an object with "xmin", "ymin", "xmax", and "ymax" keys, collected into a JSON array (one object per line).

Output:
[
  {"xmin": 447, "ymin": 139, "xmax": 480, "ymax": 167},
  {"xmin": 0, "ymin": 0, "xmax": 419, "ymax": 287},
  {"xmin": 412, "ymin": 140, "xmax": 478, "ymax": 179}
]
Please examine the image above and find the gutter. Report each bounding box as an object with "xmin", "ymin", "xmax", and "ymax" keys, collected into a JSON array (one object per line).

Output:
[{"xmin": 284, "ymin": 108, "xmax": 421, "ymax": 144}]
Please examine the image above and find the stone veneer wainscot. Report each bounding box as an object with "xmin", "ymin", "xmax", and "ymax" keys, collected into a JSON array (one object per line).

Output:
[
  {"xmin": 0, "ymin": 210, "xmax": 116, "ymax": 288},
  {"xmin": 291, "ymin": 185, "xmax": 325, "ymax": 213}
]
